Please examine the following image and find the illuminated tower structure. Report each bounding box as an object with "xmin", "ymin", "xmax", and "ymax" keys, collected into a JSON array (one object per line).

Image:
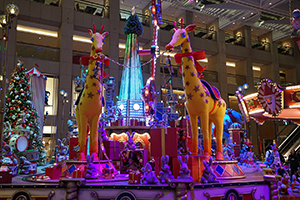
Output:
[{"xmin": 116, "ymin": 7, "xmax": 145, "ymax": 125}]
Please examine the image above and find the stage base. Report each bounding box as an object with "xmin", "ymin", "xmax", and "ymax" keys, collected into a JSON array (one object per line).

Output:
[{"xmin": 212, "ymin": 160, "xmax": 246, "ymax": 179}]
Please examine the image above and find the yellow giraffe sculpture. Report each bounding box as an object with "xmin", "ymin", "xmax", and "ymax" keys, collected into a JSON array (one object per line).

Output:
[
  {"xmin": 75, "ymin": 24, "xmax": 109, "ymax": 161},
  {"xmin": 166, "ymin": 20, "xmax": 226, "ymax": 160}
]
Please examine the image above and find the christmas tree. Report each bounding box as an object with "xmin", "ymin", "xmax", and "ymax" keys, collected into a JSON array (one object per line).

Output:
[
  {"xmin": 119, "ymin": 7, "xmax": 144, "ymax": 100},
  {"xmin": 4, "ymin": 61, "xmax": 46, "ymax": 164}
]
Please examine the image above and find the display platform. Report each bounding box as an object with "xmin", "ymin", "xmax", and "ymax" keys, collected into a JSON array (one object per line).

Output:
[{"xmin": 0, "ymin": 165, "xmax": 278, "ymax": 200}]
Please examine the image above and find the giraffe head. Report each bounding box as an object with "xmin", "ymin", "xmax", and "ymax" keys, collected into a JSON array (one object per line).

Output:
[
  {"xmin": 88, "ymin": 24, "xmax": 109, "ymax": 55},
  {"xmin": 165, "ymin": 19, "xmax": 196, "ymax": 52}
]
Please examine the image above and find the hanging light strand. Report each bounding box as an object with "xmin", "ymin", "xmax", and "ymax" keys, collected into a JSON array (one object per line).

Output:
[{"xmin": 100, "ymin": 51, "xmax": 165, "ymax": 69}]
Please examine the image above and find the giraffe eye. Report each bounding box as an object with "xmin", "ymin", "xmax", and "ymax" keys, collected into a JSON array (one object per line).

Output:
[
  {"xmin": 180, "ymin": 32, "xmax": 186, "ymax": 38},
  {"xmin": 90, "ymin": 37, "xmax": 94, "ymax": 42},
  {"xmin": 102, "ymin": 38, "xmax": 105, "ymax": 43},
  {"xmin": 171, "ymin": 36, "xmax": 173, "ymax": 39}
]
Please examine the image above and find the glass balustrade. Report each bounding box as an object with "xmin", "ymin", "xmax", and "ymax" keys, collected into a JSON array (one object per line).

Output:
[
  {"xmin": 227, "ymin": 74, "xmax": 246, "ymax": 86},
  {"xmin": 120, "ymin": 9, "xmax": 150, "ymax": 27},
  {"xmin": 16, "ymin": 43, "xmax": 60, "ymax": 61},
  {"xmin": 194, "ymin": 27, "xmax": 216, "ymax": 41},
  {"xmin": 278, "ymin": 45, "xmax": 294, "ymax": 56},
  {"xmin": 225, "ymin": 33, "xmax": 245, "ymax": 46},
  {"xmin": 251, "ymin": 39, "xmax": 270, "ymax": 52},
  {"xmin": 203, "ymin": 70, "xmax": 218, "ymax": 82},
  {"xmin": 75, "ymin": 0, "xmax": 108, "ymax": 17}
]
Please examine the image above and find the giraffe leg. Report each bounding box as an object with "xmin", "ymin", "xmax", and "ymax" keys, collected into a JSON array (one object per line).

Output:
[
  {"xmin": 211, "ymin": 103, "xmax": 226, "ymax": 161},
  {"xmin": 199, "ymin": 112, "xmax": 210, "ymax": 159},
  {"xmin": 89, "ymin": 114, "xmax": 100, "ymax": 160},
  {"xmin": 208, "ymin": 119, "xmax": 213, "ymax": 156},
  {"xmin": 78, "ymin": 113, "xmax": 88, "ymax": 161},
  {"xmin": 189, "ymin": 114, "xmax": 199, "ymax": 154}
]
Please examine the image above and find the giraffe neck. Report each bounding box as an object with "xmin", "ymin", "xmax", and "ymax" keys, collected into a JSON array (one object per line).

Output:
[
  {"xmin": 181, "ymin": 38, "xmax": 206, "ymax": 96},
  {"xmin": 84, "ymin": 49, "xmax": 101, "ymax": 98}
]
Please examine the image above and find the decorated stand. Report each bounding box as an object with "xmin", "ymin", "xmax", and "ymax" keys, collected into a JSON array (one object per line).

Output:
[{"xmin": 236, "ymin": 78, "xmax": 300, "ymax": 125}]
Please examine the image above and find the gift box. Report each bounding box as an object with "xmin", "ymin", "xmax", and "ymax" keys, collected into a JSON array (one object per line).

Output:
[
  {"xmin": 116, "ymin": 119, "xmax": 125, "ymax": 126},
  {"xmin": 29, "ymin": 169, "xmax": 37, "ymax": 174},
  {"xmin": 45, "ymin": 165, "xmax": 62, "ymax": 179},
  {"xmin": 103, "ymin": 140, "xmax": 125, "ymax": 160},
  {"xmin": 69, "ymin": 137, "xmax": 79, "ymax": 160},
  {"xmin": 72, "ymin": 169, "xmax": 84, "ymax": 178},
  {"xmin": 150, "ymin": 128, "xmax": 178, "ymax": 157},
  {"xmin": 130, "ymin": 119, "xmax": 138, "ymax": 126},
  {"xmin": 112, "ymin": 160, "xmax": 120, "ymax": 170},
  {"xmin": 0, "ymin": 171, "xmax": 12, "ymax": 183},
  {"xmin": 128, "ymin": 170, "xmax": 141, "ymax": 184}
]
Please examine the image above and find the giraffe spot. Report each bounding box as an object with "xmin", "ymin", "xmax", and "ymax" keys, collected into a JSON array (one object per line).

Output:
[
  {"xmin": 87, "ymin": 92, "xmax": 94, "ymax": 99},
  {"xmin": 205, "ymin": 99, "xmax": 209, "ymax": 104},
  {"xmin": 193, "ymin": 85, "xmax": 200, "ymax": 93},
  {"xmin": 187, "ymin": 93, "xmax": 193, "ymax": 100},
  {"xmin": 200, "ymin": 92, "xmax": 204, "ymax": 97},
  {"xmin": 89, "ymin": 75, "xmax": 93, "ymax": 79},
  {"xmin": 85, "ymin": 84, "xmax": 89, "ymax": 89},
  {"xmin": 190, "ymin": 72, "xmax": 195, "ymax": 77},
  {"xmin": 185, "ymin": 65, "xmax": 190, "ymax": 70},
  {"xmin": 92, "ymin": 82, "xmax": 97, "ymax": 87},
  {"xmin": 185, "ymin": 81, "xmax": 190, "ymax": 86}
]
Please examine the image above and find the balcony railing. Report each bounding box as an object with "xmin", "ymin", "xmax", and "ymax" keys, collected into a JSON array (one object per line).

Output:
[
  {"xmin": 159, "ymin": 19, "xmax": 176, "ymax": 31},
  {"xmin": 194, "ymin": 27, "xmax": 216, "ymax": 41},
  {"xmin": 16, "ymin": 43, "xmax": 60, "ymax": 62},
  {"xmin": 252, "ymin": 40, "xmax": 270, "ymax": 52},
  {"xmin": 225, "ymin": 34, "xmax": 245, "ymax": 46},
  {"xmin": 28, "ymin": 0, "xmax": 60, "ymax": 6},
  {"xmin": 120, "ymin": 9, "xmax": 150, "ymax": 27},
  {"xmin": 227, "ymin": 74, "xmax": 246, "ymax": 86},
  {"xmin": 74, "ymin": 0, "xmax": 108, "ymax": 17},
  {"xmin": 203, "ymin": 70, "xmax": 218, "ymax": 82},
  {"xmin": 278, "ymin": 46, "xmax": 294, "ymax": 56}
]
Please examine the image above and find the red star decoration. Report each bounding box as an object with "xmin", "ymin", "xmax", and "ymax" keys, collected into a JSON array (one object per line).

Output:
[
  {"xmin": 87, "ymin": 92, "xmax": 94, "ymax": 99},
  {"xmin": 193, "ymin": 85, "xmax": 200, "ymax": 93},
  {"xmin": 185, "ymin": 81, "xmax": 190, "ymax": 86},
  {"xmin": 187, "ymin": 93, "xmax": 193, "ymax": 100}
]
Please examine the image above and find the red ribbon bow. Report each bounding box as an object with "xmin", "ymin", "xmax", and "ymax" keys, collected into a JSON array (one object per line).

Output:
[
  {"xmin": 80, "ymin": 56, "xmax": 110, "ymax": 79},
  {"xmin": 174, "ymin": 50, "xmax": 206, "ymax": 74}
]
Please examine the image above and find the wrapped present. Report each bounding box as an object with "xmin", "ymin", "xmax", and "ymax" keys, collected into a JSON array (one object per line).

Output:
[
  {"xmin": 69, "ymin": 137, "xmax": 79, "ymax": 160},
  {"xmin": 29, "ymin": 169, "xmax": 37, "ymax": 174},
  {"xmin": 0, "ymin": 171, "xmax": 12, "ymax": 183},
  {"xmin": 45, "ymin": 165, "xmax": 62, "ymax": 179},
  {"xmin": 72, "ymin": 169, "xmax": 84, "ymax": 178},
  {"xmin": 150, "ymin": 128, "xmax": 178, "ymax": 157},
  {"xmin": 34, "ymin": 175, "xmax": 50, "ymax": 181},
  {"xmin": 128, "ymin": 170, "xmax": 141, "ymax": 184},
  {"xmin": 116, "ymin": 119, "xmax": 125, "ymax": 126},
  {"xmin": 130, "ymin": 119, "xmax": 138, "ymax": 126},
  {"xmin": 103, "ymin": 140, "xmax": 125, "ymax": 160}
]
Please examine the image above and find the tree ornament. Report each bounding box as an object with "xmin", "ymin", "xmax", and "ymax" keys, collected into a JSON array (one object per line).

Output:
[{"xmin": 7, "ymin": 98, "xmax": 11, "ymax": 103}]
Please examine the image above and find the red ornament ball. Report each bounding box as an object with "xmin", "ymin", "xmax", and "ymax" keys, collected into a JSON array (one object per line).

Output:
[
  {"xmin": 10, "ymin": 107, "xmax": 12, "ymax": 110},
  {"xmin": 21, "ymin": 67, "xmax": 24, "ymax": 70},
  {"xmin": 7, "ymin": 98, "xmax": 11, "ymax": 102},
  {"xmin": 18, "ymin": 113, "xmax": 20, "ymax": 117},
  {"xmin": 29, "ymin": 123, "xmax": 31, "ymax": 126},
  {"xmin": 24, "ymin": 108, "xmax": 27, "ymax": 111}
]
